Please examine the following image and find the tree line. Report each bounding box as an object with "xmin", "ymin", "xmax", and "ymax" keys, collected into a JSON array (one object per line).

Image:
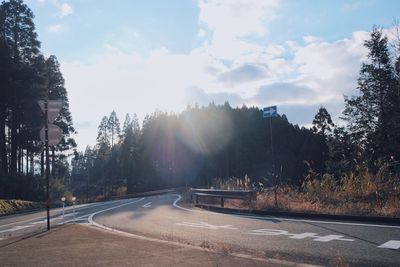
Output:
[{"xmin": 0, "ymin": 0, "xmax": 76, "ymax": 200}]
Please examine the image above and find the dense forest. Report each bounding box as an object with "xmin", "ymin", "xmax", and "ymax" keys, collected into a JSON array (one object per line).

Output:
[
  {"xmin": 0, "ymin": 0, "xmax": 76, "ymax": 200},
  {"xmin": 1, "ymin": 0, "xmax": 399, "ymax": 203}
]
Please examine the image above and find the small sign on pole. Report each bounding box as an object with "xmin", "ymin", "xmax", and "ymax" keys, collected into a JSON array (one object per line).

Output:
[
  {"xmin": 40, "ymin": 124, "xmax": 63, "ymax": 146},
  {"xmin": 263, "ymin": 106, "xmax": 278, "ymax": 118},
  {"xmin": 37, "ymin": 100, "xmax": 63, "ymax": 123}
]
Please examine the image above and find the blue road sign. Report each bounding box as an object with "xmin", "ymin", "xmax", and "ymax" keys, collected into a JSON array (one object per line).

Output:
[{"xmin": 263, "ymin": 106, "xmax": 277, "ymax": 118}]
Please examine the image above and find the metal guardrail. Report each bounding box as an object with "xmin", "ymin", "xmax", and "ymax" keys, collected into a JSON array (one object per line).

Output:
[{"xmin": 189, "ymin": 188, "xmax": 256, "ymax": 207}]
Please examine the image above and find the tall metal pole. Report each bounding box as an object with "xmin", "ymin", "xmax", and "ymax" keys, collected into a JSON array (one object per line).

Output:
[
  {"xmin": 45, "ymin": 100, "xmax": 50, "ymax": 231},
  {"xmin": 269, "ymin": 116, "xmax": 277, "ymax": 206}
]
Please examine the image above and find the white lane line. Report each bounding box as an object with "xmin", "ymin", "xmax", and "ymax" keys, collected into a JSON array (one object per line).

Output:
[
  {"xmin": 88, "ymin": 197, "xmax": 145, "ymax": 225},
  {"xmin": 58, "ymin": 214, "xmax": 90, "ymax": 225},
  {"xmin": 142, "ymin": 202, "xmax": 152, "ymax": 208},
  {"xmin": 0, "ymin": 200, "xmax": 126, "ymax": 228},
  {"xmin": 0, "ymin": 225, "xmax": 33, "ymax": 234},
  {"xmin": 29, "ymin": 212, "xmax": 79, "ymax": 225},
  {"xmin": 171, "ymin": 194, "xmax": 400, "ymax": 229},
  {"xmin": 378, "ymin": 240, "xmax": 400, "ymax": 249}
]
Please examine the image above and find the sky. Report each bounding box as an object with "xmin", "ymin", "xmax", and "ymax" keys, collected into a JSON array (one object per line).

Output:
[{"xmin": 26, "ymin": 0, "xmax": 400, "ymax": 150}]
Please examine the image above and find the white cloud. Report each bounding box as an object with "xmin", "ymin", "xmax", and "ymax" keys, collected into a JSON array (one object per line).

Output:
[
  {"xmin": 47, "ymin": 23, "xmax": 63, "ymax": 33},
  {"xmin": 303, "ymin": 35, "xmax": 321, "ymax": 44},
  {"xmin": 38, "ymin": 0, "xmax": 73, "ymax": 17},
  {"xmin": 197, "ymin": 28, "xmax": 207, "ymax": 38},
  {"xmin": 198, "ymin": 0, "xmax": 281, "ymax": 60},
  {"xmin": 59, "ymin": 2, "xmax": 73, "ymax": 17}
]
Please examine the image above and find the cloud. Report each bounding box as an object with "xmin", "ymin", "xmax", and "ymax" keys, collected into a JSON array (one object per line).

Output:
[
  {"xmin": 38, "ymin": 0, "xmax": 73, "ymax": 17},
  {"xmin": 218, "ymin": 64, "xmax": 268, "ymax": 86},
  {"xmin": 59, "ymin": 2, "xmax": 73, "ymax": 17},
  {"xmin": 198, "ymin": 0, "xmax": 281, "ymax": 59},
  {"xmin": 47, "ymin": 24, "xmax": 63, "ymax": 33},
  {"xmin": 185, "ymin": 86, "xmax": 244, "ymax": 107},
  {"xmin": 303, "ymin": 35, "xmax": 321, "ymax": 44}
]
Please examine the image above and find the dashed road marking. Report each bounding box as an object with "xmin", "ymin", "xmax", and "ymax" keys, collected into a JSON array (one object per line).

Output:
[{"xmin": 378, "ymin": 240, "xmax": 400, "ymax": 250}]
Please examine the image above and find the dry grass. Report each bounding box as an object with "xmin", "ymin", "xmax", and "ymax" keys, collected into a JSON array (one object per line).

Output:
[
  {"xmin": 255, "ymin": 171, "xmax": 400, "ymax": 217},
  {"xmin": 0, "ymin": 199, "xmax": 41, "ymax": 216},
  {"xmin": 210, "ymin": 168, "xmax": 400, "ymax": 217}
]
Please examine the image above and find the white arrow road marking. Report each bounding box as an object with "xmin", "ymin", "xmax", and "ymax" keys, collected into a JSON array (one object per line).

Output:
[
  {"xmin": 176, "ymin": 221, "xmax": 237, "ymax": 230},
  {"xmin": 142, "ymin": 202, "xmax": 152, "ymax": 208},
  {"xmin": 248, "ymin": 229, "xmax": 354, "ymax": 242},
  {"xmin": 378, "ymin": 240, "xmax": 400, "ymax": 250}
]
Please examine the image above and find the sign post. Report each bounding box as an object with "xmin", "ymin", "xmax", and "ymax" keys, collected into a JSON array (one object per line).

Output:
[
  {"xmin": 72, "ymin": 196, "xmax": 76, "ymax": 224},
  {"xmin": 61, "ymin": 197, "xmax": 66, "ymax": 220},
  {"xmin": 262, "ymin": 106, "xmax": 278, "ymax": 206},
  {"xmin": 38, "ymin": 100, "xmax": 63, "ymax": 231}
]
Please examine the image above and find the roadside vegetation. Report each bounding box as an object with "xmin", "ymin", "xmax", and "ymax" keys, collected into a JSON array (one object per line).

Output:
[{"xmin": 0, "ymin": 199, "xmax": 41, "ymax": 216}]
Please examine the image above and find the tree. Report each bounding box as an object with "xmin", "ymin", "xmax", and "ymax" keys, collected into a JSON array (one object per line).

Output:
[
  {"xmin": 0, "ymin": 0, "xmax": 42, "ymax": 176},
  {"xmin": 312, "ymin": 106, "xmax": 334, "ymax": 136},
  {"xmin": 107, "ymin": 111, "xmax": 120, "ymax": 148},
  {"xmin": 343, "ymin": 28, "xmax": 400, "ymax": 164},
  {"xmin": 45, "ymin": 55, "xmax": 76, "ymax": 176},
  {"xmin": 97, "ymin": 116, "xmax": 109, "ymax": 147}
]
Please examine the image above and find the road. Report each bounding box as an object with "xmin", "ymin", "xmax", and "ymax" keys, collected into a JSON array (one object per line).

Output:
[{"xmin": 1, "ymin": 193, "xmax": 400, "ymax": 266}]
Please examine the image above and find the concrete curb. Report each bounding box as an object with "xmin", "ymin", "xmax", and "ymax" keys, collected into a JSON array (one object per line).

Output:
[{"xmin": 195, "ymin": 204, "xmax": 400, "ymax": 225}]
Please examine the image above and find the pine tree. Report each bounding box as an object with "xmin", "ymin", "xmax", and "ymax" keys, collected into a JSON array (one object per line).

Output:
[
  {"xmin": 107, "ymin": 111, "xmax": 120, "ymax": 148},
  {"xmin": 45, "ymin": 55, "xmax": 76, "ymax": 176},
  {"xmin": 0, "ymin": 0, "xmax": 42, "ymax": 176},
  {"xmin": 312, "ymin": 106, "xmax": 334, "ymax": 136},
  {"xmin": 343, "ymin": 28, "xmax": 399, "ymax": 164}
]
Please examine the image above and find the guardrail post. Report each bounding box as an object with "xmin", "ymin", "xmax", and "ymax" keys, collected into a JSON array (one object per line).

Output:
[
  {"xmin": 196, "ymin": 194, "xmax": 199, "ymax": 204},
  {"xmin": 221, "ymin": 197, "xmax": 224, "ymax": 207}
]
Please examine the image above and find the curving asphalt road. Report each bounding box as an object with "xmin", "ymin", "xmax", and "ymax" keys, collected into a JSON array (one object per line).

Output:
[{"xmin": 1, "ymin": 193, "xmax": 400, "ymax": 266}]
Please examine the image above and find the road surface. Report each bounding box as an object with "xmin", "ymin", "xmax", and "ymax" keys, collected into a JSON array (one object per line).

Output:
[{"xmin": 1, "ymin": 194, "xmax": 400, "ymax": 266}]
